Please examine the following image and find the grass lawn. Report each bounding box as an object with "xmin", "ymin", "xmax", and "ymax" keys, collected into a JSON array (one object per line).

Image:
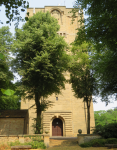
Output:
[{"xmin": 47, "ymin": 145, "xmax": 117, "ymax": 150}]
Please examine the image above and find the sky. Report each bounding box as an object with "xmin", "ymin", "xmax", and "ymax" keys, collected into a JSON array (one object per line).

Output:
[
  {"xmin": 0, "ymin": 0, "xmax": 76, "ymax": 33},
  {"xmin": 0, "ymin": 0, "xmax": 117, "ymax": 111}
]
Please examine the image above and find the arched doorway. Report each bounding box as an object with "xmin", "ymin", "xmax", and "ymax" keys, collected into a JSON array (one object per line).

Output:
[{"xmin": 52, "ymin": 118, "xmax": 63, "ymax": 136}]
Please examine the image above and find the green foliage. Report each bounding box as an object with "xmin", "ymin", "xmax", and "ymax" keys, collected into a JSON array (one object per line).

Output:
[
  {"xmin": 69, "ymin": 42, "xmax": 98, "ymax": 99},
  {"xmin": 74, "ymin": 0, "xmax": 117, "ymax": 52},
  {"xmin": 28, "ymin": 141, "xmax": 46, "ymax": 149},
  {"xmin": 80, "ymin": 138, "xmax": 117, "ymax": 147},
  {"xmin": 32, "ymin": 117, "xmax": 43, "ymax": 134},
  {"xmin": 13, "ymin": 11, "xmax": 69, "ymax": 99},
  {"xmin": 80, "ymin": 142, "xmax": 92, "ymax": 147},
  {"xmin": 93, "ymin": 122, "xmax": 117, "ymax": 139},
  {"xmin": 69, "ymin": 42, "xmax": 98, "ymax": 134},
  {"xmin": 0, "ymin": 95, "xmax": 20, "ymax": 110},
  {"xmin": 94, "ymin": 110, "xmax": 117, "ymax": 127},
  {"xmin": 0, "ymin": 51, "xmax": 15, "ymax": 96},
  {"xmin": 0, "ymin": 27, "xmax": 14, "ymax": 97},
  {"xmin": 0, "ymin": 26, "xmax": 20, "ymax": 110},
  {"xmin": 91, "ymin": 47, "xmax": 117, "ymax": 103},
  {"xmin": 9, "ymin": 139, "xmax": 46, "ymax": 149},
  {"xmin": 0, "ymin": 53, "xmax": 4, "ymax": 59},
  {"xmin": 13, "ymin": 11, "xmax": 69, "ymax": 133},
  {"xmin": 31, "ymin": 136, "xmax": 42, "ymax": 142},
  {"xmin": 1, "ymin": 89, "xmax": 15, "ymax": 96},
  {"xmin": 0, "ymin": 0, "xmax": 29, "ymax": 25},
  {"xmin": 9, "ymin": 141, "xmax": 21, "ymax": 146},
  {"xmin": 93, "ymin": 109, "xmax": 117, "ymax": 138},
  {"xmin": 74, "ymin": 0, "xmax": 117, "ymax": 101}
]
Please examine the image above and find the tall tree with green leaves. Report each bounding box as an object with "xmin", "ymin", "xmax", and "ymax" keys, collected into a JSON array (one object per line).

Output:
[
  {"xmin": 73, "ymin": 0, "xmax": 117, "ymax": 102},
  {"xmin": 0, "ymin": 0, "xmax": 29, "ymax": 25},
  {"xmin": 69, "ymin": 42, "xmax": 98, "ymax": 134},
  {"xmin": 12, "ymin": 11, "xmax": 69, "ymax": 133},
  {"xmin": 0, "ymin": 26, "xmax": 20, "ymax": 109},
  {"xmin": 0, "ymin": 26, "xmax": 14, "ymax": 96},
  {"xmin": 0, "ymin": 94, "xmax": 20, "ymax": 110},
  {"xmin": 93, "ymin": 109, "xmax": 117, "ymax": 137},
  {"xmin": 94, "ymin": 109, "xmax": 117, "ymax": 127}
]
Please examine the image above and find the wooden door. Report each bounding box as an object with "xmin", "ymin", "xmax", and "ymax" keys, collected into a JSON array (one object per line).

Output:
[{"xmin": 52, "ymin": 118, "xmax": 63, "ymax": 136}]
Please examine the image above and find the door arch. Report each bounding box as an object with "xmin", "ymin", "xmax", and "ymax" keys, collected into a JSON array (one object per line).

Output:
[{"xmin": 52, "ymin": 118, "xmax": 63, "ymax": 136}]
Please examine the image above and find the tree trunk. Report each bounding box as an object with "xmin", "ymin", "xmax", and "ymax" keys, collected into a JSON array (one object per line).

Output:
[
  {"xmin": 84, "ymin": 102, "xmax": 87, "ymax": 128},
  {"xmin": 87, "ymin": 100, "xmax": 90, "ymax": 134},
  {"xmin": 35, "ymin": 92, "xmax": 41, "ymax": 134}
]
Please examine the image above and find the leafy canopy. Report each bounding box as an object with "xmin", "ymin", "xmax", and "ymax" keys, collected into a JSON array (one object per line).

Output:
[
  {"xmin": 0, "ymin": 26, "xmax": 20, "ymax": 109},
  {"xmin": 0, "ymin": 0, "xmax": 29, "ymax": 25},
  {"xmin": 94, "ymin": 109, "xmax": 117, "ymax": 126},
  {"xmin": 0, "ymin": 26, "xmax": 14, "ymax": 96},
  {"xmin": 13, "ymin": 11, "xmax": 69, "ymax": 99},
  {"xmin": 69, "ymin": 42, "xmax": 98, "ymax": 101},
  {"xmin": 93, "ymin": 109, "xmax": 117, "ymax": 138},
  {"xmin": 74, "ymin": 0, "xmax": 117, "ymax": 101},
  {"xmin": 13, "ymin": 11, "xmax": 69, "ymax": 133},
  {"xmin": 69, "ymin": 41, "xmax": 98, "ymax": 134}
]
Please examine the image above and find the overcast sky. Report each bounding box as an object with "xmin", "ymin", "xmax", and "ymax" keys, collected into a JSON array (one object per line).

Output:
[{"xmin": 0, "ymin": 0, "xmax": 117, "ymax": 111}]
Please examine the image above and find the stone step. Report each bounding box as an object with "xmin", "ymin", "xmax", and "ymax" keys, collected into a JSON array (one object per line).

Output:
[{"xmin": 49, "ymin": 138, "xmax": 77, "ymax": 147}]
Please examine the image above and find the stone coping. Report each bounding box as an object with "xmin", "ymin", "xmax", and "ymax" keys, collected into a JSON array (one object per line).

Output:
[
  {"xmin": 43, "ymin": 134, "xmax": 49, "ymax": 137},
  {"xmin": 77, "ymin": 134, "xmax": 100, "ymax": 136},
  {"xmin": 44, "ymin": 111, "xmax": 72, "ymax": 113},
  {"xmin": 11, "ymin": 145, "xmax": 31, "ymax": 148},
  {"xmin": 0, "ymin": 134, "xmax": 44, "ymax": 137},
  {"xmin": 50, "ymin": 137, "xmax": 77, "ymax": 139},
  {"xmin": 28, "ymin": 6, "xmax": 73, "ymax": 9},
  {"xmin": 5, "ymin": 149, "xmax": 42, "ymax": 150}
]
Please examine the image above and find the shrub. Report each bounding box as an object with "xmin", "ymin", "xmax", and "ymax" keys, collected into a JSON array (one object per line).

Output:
[
  {"xmin": 31, "ymin": 136, "xmax": 42, "ymax": 142},
  {"xmin": 93, "ymin": 122, "xmax": 117, "ymax": 138},
  {"xmin": 8, "ymin": 136, "xmax": 46, "ymax": 149},
  {"xmin": 90, "ymin": 139, "xmax": 106, "ymax": 147},
  {"xmin": 27, "ymin": 141, "xmax": 46, "ymax": 149},
  {"xmin": 9, "ymin": 141, "xmax": 21, "ymax": 146},
  {"xmin": 80, "ymin": 139, "xmax": 105, "ymax": 147},
  {"xmin": 79, "ymin": 142, "xmax": 92, "ymax": 147},
  {"xmin": 106, "ymin": 138, "xmax": 117, "ymax": 144},
  {"xmin": 80, "ymin": 138, "xmax": 117, "ymax": 147}
]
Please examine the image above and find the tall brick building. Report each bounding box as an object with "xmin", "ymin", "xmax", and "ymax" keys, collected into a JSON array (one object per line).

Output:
[{"xmin": 21, "ymin": 6, "xmax": 95, "ymax": 137}]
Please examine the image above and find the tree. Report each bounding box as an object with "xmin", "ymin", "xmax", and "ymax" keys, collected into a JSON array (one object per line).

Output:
[
  {"xmin": 0, "ymin": 26, "xmax": 20, "ymax": 109},
  {"xmin": 0, "ymin": 26, "xmax": 14, "ymax": 96},
  {"xmin": 12, "ymin": 11, "xmax": 69, "ymax": 133},
  {"xmin": 0, "ymin": 0, "xmax": 29, "ymax": 25},
  {"xmin": 69, "ymin": 42, "xmax": 98, "ymax": 134},
  {"xmin": 94, "ymin": 109, "xmax": 117, "ymax": 127},
  {"xmin": 0, "ymin": 95, "xmax": 20, "ymax": 110},
  {"xmin": 73, "ymin": 0, "xmax": 117, "ymax": 102},
  {"xmin": 93, "ymin": 109, "xmax": 117, "ymax": 138}
]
